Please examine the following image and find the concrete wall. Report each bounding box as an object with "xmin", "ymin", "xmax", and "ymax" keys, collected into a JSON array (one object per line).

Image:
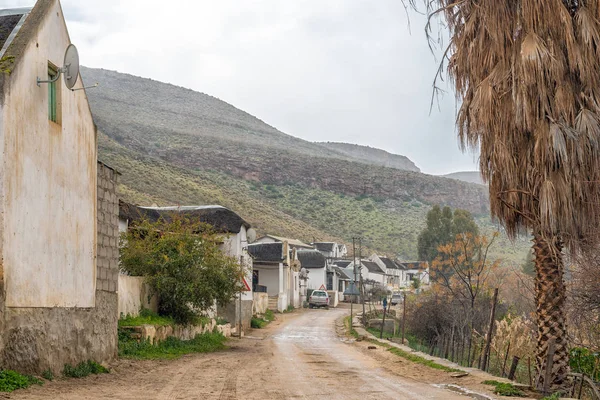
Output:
[
  {"xmin": 1, "ymin": 0, "xmax": 97, "ymax": 308},
  {"xmin": 117, "ymin": 274, "xmax": 157, "ymax": 317},
  {"xmin": 0, "ymin": 161, "xmax": 119, "ymax": 374},
  {"xmin": 306, "ymin": 267, "xmax": 326, "ymax": 290},
  {"xmin": 254, "ymin": 266, "xmax": 280, "ymax": 296},
  {"xmin": 252, "ymin": 292, "xmax": 268, "ymax": 315},
  {"xmin": 216, "ymin": 299, "xmax": 252, "ymax": 331}
]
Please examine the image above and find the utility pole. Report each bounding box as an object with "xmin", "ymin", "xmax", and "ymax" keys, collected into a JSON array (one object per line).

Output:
[
  {"xmin": 401, "ymin": 291, "xmax": 407, "ymax": 345},
  {"xmin": 351, "ymin": 237, "xmax": 355, "ymax": 324},
  {"xmin": 238, "ymin": 255, "xmax": 244, "ymax": 339},
  {"xmin": 359, "ymin": 238, "xmax": 365, "ymax": 325}
]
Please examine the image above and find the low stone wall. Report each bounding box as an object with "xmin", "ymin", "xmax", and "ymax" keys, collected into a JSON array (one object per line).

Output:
[
  {"xmin": 253, "ymin": 293, "xmax": 268, "ymax": 315},
  {"xmin": 326, "ymin": 290, "xmax": 339, "ymax": 307},
  {"xmin": 118, "ymin": 274, "xmax": 158, "ymax": 317},
  {"xmin": 123, "ymin": 318, "xmax": 232, "ymax": 344}
]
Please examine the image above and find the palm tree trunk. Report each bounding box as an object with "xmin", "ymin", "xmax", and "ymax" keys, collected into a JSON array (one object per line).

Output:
[{"xmin": 532, "ymin": 233, "xmax": 569, "ymax": 392}]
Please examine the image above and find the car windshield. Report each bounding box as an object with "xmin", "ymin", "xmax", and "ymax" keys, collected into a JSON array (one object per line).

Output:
[{"xmin": 313, "ymin": 291, "xmax": 326, "ymax": 297}]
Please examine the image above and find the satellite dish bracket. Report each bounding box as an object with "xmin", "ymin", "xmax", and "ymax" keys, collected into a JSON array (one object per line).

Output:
[
  {"xmin": 36, "ymin": 65, "xmax": 67, "ymax": 86},
  {"xmin": 36, "ymin": 44, "xmax": 80, "ymax": 89},
  {"xmin": 70, "ymin": 82, "xmax": 99, "ymax": 92}
]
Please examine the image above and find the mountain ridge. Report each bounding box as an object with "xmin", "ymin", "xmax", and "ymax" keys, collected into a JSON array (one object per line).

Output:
[{"xmin": 82, "ymin": 66, "xmax": 528, "ymax": 262}]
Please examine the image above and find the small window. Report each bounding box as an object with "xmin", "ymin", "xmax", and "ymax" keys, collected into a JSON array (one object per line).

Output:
[{"xmin": 47, "ymin": 64, "xmax": 61, "ymax": 123}]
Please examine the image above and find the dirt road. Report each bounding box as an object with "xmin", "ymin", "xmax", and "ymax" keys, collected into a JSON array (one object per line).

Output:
[{"xmin": 9, "ymin": 308, "xmax": 498, "ymax": 399}]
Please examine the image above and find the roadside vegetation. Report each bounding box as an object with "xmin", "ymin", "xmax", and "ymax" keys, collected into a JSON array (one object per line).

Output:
[
  {"xmin": 63, "ymin": 361, "xmax": 109, "ymax": 378},
  {"xmin": 118, "ymin": 332, "xmax": 227, "ymax": 360},
  {"xmin": 119, "ymin": 309, "xmax": 175, "ymax": 327},
  {"xmin": 346, "ymin": 316, "xmax": 462, "ymax": 373},
  {"xmin": 251, "ymin": 309, "xmax": 275, "ymax": 329},
  {"xmin": 482, "ymin": 380, "xmax": 525, "ymax": 397},
  {"xmin": 120, "ymin": 215, "xmax": 244, "ymax": 325},
  {"xmin": 0, "ymin": 370, "xmax": 42, "ymax": 393}
]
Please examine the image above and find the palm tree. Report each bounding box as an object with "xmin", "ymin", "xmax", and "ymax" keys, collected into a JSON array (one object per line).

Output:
[{"xmin": 426, "ymin": 0, "xmax": 600, "ymax": 391}]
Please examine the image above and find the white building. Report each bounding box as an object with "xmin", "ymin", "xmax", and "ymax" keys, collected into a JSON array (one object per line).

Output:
[
  {"xmin": 0, "ymin": 0, "xmax": 119, "ymax": 373},
  {"xmin": 248, "ymin": 241, "xmax": 300, "ymax": 312},
  {"xmin": 118, "ymin": 203, "xmax": 254, "ymax": 329}
]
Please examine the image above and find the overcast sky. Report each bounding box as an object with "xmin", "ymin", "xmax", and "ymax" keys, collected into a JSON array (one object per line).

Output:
[{"xmin": 3, "ymin": 0, "xmax": 479, "ymax": 175}]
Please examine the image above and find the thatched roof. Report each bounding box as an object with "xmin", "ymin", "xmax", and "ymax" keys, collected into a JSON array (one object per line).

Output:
[
  {"xmin": 119, "ymin": 201, "xmax": 249, "ymax": 234},
  {"xmin": 247, "ymin": 242, "xmax": 284, "ymax": 263},
  {"xmin": 258, "ymin": 235, "xmax": 313, "ymax": 249},
  {"xmin": 297, "ymin": 249, "xmax": 326, "ymax": 269},
  {"xmin": 363, "ymin": 261, "xmax": 385, "ymax": 274},
  {"xmin": 313, "ymin": 242, "xmax": 336, "ymax": 253}
]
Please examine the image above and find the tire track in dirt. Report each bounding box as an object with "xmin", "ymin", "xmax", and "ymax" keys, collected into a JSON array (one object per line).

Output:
[{"xmin": 217, "ymin": 360, "xmax": 240, "ymax": 400}]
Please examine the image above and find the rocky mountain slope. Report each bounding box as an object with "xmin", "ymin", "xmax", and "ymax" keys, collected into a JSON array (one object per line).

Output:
[
  {"xmin": 83, "ymin": 67, "xmax": 527, "ymax": 262},
  {"xmin": 316, "ymin": 142, "xmax": 420, "ymax": 172},
  {"xmin": 443, "ymin": 171, "xmax": 485, "ymax": 185}
]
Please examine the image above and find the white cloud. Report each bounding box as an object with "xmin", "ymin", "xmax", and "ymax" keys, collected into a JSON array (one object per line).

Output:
[{"xmin": 1, "ymin": 0, "xmax": 479, "ymax": 174}]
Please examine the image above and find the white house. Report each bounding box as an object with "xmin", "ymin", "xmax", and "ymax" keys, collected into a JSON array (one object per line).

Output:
[
  {"xmin": 313, "ymin": 242, "xmax": 345, "ymax": 259},
  {"xmin": 0, "ymin": 0, "xmax": 119, "ymax": 373},
  {"xmin": 255, "ymin": 234, "xmax": 313, "ymax": 250},
  {"xmin": 248, "ymin": 241, "xmax": 300, "ymax": 312},
  {"xmin": 118, "ymin": 202, "xmax": 254, "ymax": 329},
  {"xmin": 371, "ymin": 255, "xmax": 403, "ymax": 290},
  {"xmin": 298, "ymin": 249, "xmax": 328, "ymax": 290},
  {"xmin": 398, "ymin": 261, "xmax": 430, "ymax": 287},
  {"xmin": 346, "ymin": 260, "xmax": 387, "ymax": 287}
]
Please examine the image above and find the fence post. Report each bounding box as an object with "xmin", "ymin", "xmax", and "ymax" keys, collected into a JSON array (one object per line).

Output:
[
  {"xmin": 508, "ymin": 356, "xmax": 520, "ymax": 381},
  {"xmin": 480, "ymin": 288, "xmax": 499, "ymax": 371},
  {"xmin": 502, "ymin": 342, "xmax": 511, "ymax": 377}
]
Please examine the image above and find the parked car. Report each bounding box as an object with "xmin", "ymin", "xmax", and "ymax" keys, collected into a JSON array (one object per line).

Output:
[
  {"xmin": 390, "ymin": 293, "xmax": 403, "ymax": 306},
  {"xmin": 308, "ymin": 290, "xmax": 330, "ymax": 309}
]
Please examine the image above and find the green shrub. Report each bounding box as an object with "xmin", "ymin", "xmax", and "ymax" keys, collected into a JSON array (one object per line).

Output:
[
  {"xmin": 0, "ymin": 370, "xmax": 42, "ymax": 392},
  {"xmin": 264, "ymin": 309, "xmax": 275, "ymax": 321},
  {"xmin": 41, "ymin": 369, "xmax": 54, "ymax": 381},
  {"xmin": 63, "ymin": 360, "xmax": 109, "ymax": 378},
  {"xmin": 570, "ymin": 347, "xmax": 600, "ymax": 381},
  {"xmin": 120, "ymin": 217, "xmax": 244, "ymax": 325},
  {"xmin": 251, "ymin": 317, "xmax": 268, "ymax": 329}
]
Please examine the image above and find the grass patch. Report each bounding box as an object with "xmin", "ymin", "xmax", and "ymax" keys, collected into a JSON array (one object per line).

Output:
[
  {"xmin": 264, "ymin": 309, "xmax": 275, "ymax": 321},
  {"xmin": 283, "ymin": 305, "xmax": 295, "ymax": 313},
  {"xmin": 541, "ymin": 393, "xmax": 560, "ymax": 400},
  {"xmin": 251, "ymin": 317, "xmax": 268, "ymax": 329},
  {"xmin": 386, "ymin": 346, "xmax": 463, "ymax": 373},
  {"xmin": 118, "ymin": 332, "xmax": 227, "ymax": 360},
  {"xmin": 251, "ymin": 310, "xmax": 276, "ymax": 329},
  {"xmin": 482, "ymin": 380, "xmax": 526, "ymax": 397},
  {"xmin": 0, "ymin": 370, "xmax": 43, "ymax": 393},
  {"xmin": 345, "ymin": 316, "xmax": 359, "ymax": 338},
  {"xmin": 354, "ymin": 319, "xmax": 463, "ymax": 373},
  {"xmin": 119, "ymin": 309, "xmax": 175, "ymax": 327},
  {"xmin": 41, "ymin": 369, "xmax": 54, "ymax": 381},
  {"xmin": 63, "ymin": 360, "xmax": 109, "ymax": 378}
]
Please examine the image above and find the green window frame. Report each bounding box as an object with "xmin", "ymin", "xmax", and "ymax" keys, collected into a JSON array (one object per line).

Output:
[{"xmin": 48, "ymin": 65, "xmax": 57, "ymax": 122}]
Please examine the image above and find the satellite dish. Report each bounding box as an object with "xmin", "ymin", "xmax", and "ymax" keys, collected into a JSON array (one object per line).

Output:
[
  {"xmin": 63, "ymin": 44, "xmax": 79, "ymax": 90},
  {"xmin": 247, "ymin": 228, "xmax": 257, "ymax": 243}
]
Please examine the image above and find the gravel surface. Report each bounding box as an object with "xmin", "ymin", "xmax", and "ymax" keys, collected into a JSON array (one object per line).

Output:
[{"xmin": 7, "ymin": 307, "xmax": 505, "ymax": 399}]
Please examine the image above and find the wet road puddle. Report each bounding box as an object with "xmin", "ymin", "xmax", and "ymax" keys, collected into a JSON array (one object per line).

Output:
[{"xmin": 433, "ymin": 384, "xmax": 494, "ymax": 400}]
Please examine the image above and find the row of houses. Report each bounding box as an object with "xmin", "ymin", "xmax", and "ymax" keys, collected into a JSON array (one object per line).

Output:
[{"xmin": 248, "ymin": 235, "xmax": 429, "ymax": 312}]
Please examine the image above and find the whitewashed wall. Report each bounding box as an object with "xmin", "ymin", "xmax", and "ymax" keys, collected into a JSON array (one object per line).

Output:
[
  {"xmin": 118, "ymin": 274, "xmax": 157, "ymax": 317},
  {"xmin": 2, "ymin": 1, "xmax": 96, "ymax": 308}
]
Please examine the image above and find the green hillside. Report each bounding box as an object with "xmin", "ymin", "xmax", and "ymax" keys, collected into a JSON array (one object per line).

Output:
[{"xmin": 86, "ymin": 67, "xmax": 530, "ymax": 265}]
